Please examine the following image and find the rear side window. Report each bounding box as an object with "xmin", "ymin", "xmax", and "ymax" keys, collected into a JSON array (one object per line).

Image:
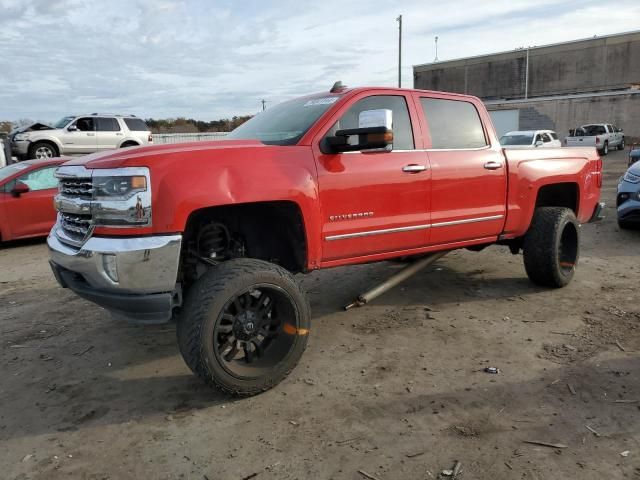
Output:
[
  {"xmin": 550, "ymin": 132, "xmax": 559, "ymax": 140},
  {"xmin": 420, "ymin": 98, "xmax": 487, "ymax": 149},
  {"xmin": 541, "ymin": 133, "xmax": 552, "ymax": 143},
  {"xmin": 96, "ymin": 117, "xmax": 121, "ymax": 132},
  {"xmin": 328, "ymin": 95, "xmax": 415, "ymax": 150},
  {"xmin": 124, "ymin": 118, "xmax": 149, "ymax": 131}
]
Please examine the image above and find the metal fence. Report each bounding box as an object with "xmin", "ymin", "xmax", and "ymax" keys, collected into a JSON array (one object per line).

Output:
[{"xmin": 152, "ymin": 132, "xmax": 228, "ymax": 144}]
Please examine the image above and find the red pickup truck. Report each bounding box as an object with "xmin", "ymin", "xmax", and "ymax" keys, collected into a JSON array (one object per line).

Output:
[{"xmin": 48, "ymin": 85, "xmax": 603, "ymax": 396}]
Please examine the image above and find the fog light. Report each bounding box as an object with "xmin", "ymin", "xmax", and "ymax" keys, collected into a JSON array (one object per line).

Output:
[{"xmin": 102, "ymin": 254, "xmax": 119, "ymax": 282}]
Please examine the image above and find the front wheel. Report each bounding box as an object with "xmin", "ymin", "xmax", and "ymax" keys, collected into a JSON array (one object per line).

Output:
[
  {"xmin": 523, "ymin": 207, "xmax": 580, "ymax": 288},
  {"xmin": 28, "ymin": 142, "xmax": 57, "ymax": 159},
  {"xmin": 618, "ymin": 138, "xmax": 625, "ymax": 151},
  {"xmin": 177, "ymin": 258, "xmax": 310, "ymax": 396}
]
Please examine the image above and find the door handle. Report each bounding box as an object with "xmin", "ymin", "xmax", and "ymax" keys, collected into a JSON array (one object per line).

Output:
[
  {"xmin": 484, "ymin": 161, "xmax": 503, "ymax": 170},
  {"xmin": 87, "ymin": 133, "xmax": 95, "ymax": 136},
  {"xmin": 402, "ymin": 164, "xmax": 427, "ymax": 173}
]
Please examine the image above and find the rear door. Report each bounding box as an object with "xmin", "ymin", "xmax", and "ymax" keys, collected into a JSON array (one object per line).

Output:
[
  {"xmin": 96, "ymin": 117, "xmax": 123, "ymax": 151},
  {"xmin": 416, "ymin": 94, "xmax": 507, "ymax": 246},
  {"xmin": 313, "ymin": 93, "xmax": 431, "ymax": 261},
  {"xmin": 2, "ymin": 165, "xmax": 59, "ymax": 238}
]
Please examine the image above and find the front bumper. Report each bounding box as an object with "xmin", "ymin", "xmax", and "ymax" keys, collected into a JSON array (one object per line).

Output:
[
  {"xmin": 11, "ymin": 140, "xmax": 29, "ymax": 156},
  {"xmin": 48, "ymin": 231, "xmax": 182, "ymax": 323}
]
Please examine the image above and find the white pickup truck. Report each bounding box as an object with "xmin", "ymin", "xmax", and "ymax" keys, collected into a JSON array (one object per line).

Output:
[{"xmin": 565, "ymin": 123, "xmax": 625, "ymax": 156}]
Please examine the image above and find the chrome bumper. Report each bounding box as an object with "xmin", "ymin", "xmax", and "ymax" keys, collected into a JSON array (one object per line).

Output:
[{"xmin": 48, "ymin": 230, "xmax": 182, "ymax": 323}]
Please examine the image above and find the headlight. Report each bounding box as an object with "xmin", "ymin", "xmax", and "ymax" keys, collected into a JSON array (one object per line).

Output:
[
  {"xmin": 623, "ymin": 171, "xmax": 640, "ymax": 184},
  {"xmin": 93, "ymin": 175, "xmax": 147, "ymax": 200},
  {"xmin": 91, "ymin": 168, "xmax": 152, "ymax": 227},
  {"xmin": 14, "ymin": 133, "xmax": 30, "ymax": 141}
]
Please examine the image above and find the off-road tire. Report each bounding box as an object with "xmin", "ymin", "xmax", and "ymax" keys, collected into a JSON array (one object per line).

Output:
[
  {"xmin": 523, "ymin": 207, "xmax": 580, "ymax": 288},
  {"xmin": 177, "ymin": 258, "xmax": 310, "ymax": 397},
  {"xmin": 28, "ymin": 141, "xmax": 58, "ymax": 159}
]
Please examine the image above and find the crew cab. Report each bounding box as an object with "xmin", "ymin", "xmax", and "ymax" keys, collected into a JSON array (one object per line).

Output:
[
  {"xmin": 565, "ymin": 123, "xmax": 625, "ymax": 155},
  {"xmin": 48, "ymin": 85, "xmax": 604, "ymax": 396}
]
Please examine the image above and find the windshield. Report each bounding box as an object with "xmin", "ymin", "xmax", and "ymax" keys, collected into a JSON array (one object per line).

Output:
[
  {"xmin": 0, "ymin": 162, "xmax": 32, "ymax": 183},
  {"xmin": 500, "ymin": 134, "xmax": 533, "ymax": 146},
  {"xmin": 226, "ymin": 94, "xmax": 342, "ymax": 145},
  {"xmin": 54, "ymin": 116, "xmax": 75, "ymax": 129}
]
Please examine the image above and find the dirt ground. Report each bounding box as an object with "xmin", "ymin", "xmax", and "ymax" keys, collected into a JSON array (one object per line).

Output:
[{"xmin": 1, "ymin": 149, "xmax": 639, "ymax": 480}]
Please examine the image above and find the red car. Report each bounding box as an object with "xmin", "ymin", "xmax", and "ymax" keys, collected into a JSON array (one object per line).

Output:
[{"xmin": 0, "ymin": 158, "xmax": 67, "ymax": 242}]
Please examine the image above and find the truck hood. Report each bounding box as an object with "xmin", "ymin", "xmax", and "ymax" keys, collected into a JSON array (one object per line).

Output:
[{"xmin": 61, "ymin": 139, "xmax": 267, "ymax": 169}]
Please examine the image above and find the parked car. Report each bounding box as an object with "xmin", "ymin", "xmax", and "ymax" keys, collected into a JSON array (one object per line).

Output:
[
  {"xmin": 500, "ymin": 130, "xmax": 561, "ymax": 148},
  {"xmin": 49, "ymin": 85, "xmax": 603, "ymax": 397},
  {"xmin": 0, "ymin": 158, "xmax": 68, "ymax": 242},
  {"xmin": 11, "ymin": 114, "xmax": 153, "ymax": 160},
  {"xmin": 617, "ymin": 162, "xmax": 640, "ymax": 229},
  {"xmin": 628, "ymin": 143, "xmax": 640, "ymax": 167},
  {"xmin": 565, "ymin": 123, "xmax": 625, "ymax": 155}
]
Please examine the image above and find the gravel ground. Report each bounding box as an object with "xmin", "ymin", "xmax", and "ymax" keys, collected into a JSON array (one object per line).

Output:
[{"xmin": 1, "ymin": 149, "xmax": 639, "ymax": 480}]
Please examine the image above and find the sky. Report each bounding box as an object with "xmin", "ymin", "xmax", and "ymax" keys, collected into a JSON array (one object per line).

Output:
[{"xmin": 1, "ymin": 0, "xmax": 639, "ymax": 123}]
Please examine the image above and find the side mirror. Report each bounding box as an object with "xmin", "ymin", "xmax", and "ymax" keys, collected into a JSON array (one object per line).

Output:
[
  {"xmin": 11, "ymin": 181, "xmax": 30, "ymax": 197},
  {"xmin": 67, "ymin": 125, "xmax": 78, "ymax": 132},
  {"xmin": 535, "ymin": 140, "xmax": 544, "ymax": 147},
  {"xmin": 322, "ymin": 109, "xmax": 394, "ymax": 154}
]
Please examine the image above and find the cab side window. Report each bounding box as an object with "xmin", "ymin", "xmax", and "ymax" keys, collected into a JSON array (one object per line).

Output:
[
  {"xmin": 541, "ymin": 133, "xmax": 552, "ymax": 143},
  {"xmin": 420, "ymin": 98, "xmax": 487, "ymax": 149},
  {"xmin": 327, "ymin": 95, "xmax": 415, "ymax": 150},
  {"xmin": 18, "ymin": 166, "xmax": 58, "ymax": 191}
]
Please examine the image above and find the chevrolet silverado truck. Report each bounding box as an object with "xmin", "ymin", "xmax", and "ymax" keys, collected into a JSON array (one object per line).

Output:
[{"xmin": 48, "ymin": 85, "xmax": 604, "ymax": 396}]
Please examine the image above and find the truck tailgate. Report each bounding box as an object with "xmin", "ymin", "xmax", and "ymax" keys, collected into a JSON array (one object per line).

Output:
[{"xmin": 566, "ymin": 136, "xmax": 596, "ymax": 147}]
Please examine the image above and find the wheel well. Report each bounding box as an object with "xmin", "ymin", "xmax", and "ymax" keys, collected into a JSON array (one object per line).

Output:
[
  {"xmin": 183, "ymin": 201, "xmax": 307, "ymax": 274},
  {"xmin": 120, "ymin": 141, "xmax": 139, "ymax": 147},
  {"xmin": 29, "ymin": 140, "xmax": 59, "ymax": 156},
  {"xmin": 535, "ymin": 183, "xmax": 579, "ymax": 213}
]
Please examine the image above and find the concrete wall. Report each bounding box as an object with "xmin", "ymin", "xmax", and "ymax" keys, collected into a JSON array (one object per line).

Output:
[
  {"xmin": 486, "ymin": 91, "xmax": 640, "ymax": 143},
  {"xmin": 414, "ymin": 31, "xmax": 640, "ymax": 100}
]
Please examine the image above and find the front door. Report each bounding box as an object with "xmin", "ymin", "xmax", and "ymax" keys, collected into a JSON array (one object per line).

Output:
[
  {"xmin": 2, "ymin": 165, "xmax": 59, "ymax": 238},
  {"xmin": 59, "ymin": 117, "xmax": 97, "ymax": 154},
  {"xmin": 313, "ymin": 93, "xmax": 431, "ymax": 262},
  {"xmin": 415, "ymin": 94, "xmax": 507, "ymax": 246}
]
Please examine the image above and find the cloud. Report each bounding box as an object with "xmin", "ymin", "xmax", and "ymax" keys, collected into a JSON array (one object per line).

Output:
[{"xmin": 0, "ymin": 0, "xmax": 638, "ymax": 122}]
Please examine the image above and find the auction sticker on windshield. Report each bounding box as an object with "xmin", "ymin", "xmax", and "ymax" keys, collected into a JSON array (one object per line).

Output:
[{"xmin": 304, "ymin": 97, "xmax": 339, "ymax": 107}]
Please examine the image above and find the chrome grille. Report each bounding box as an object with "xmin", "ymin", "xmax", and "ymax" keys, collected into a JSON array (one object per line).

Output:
[
  {"xmin": 59, "ymin": 178, "xmax": 94, "ymax": 199},
  {"xmin": 60, "ymin": 213, "xmax": 93, "ymax": 244}
]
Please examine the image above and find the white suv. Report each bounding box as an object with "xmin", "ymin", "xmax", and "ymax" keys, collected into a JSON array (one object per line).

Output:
[{"xmin": 11, "ymin": 114, "xmax": 153, "ymax": 160}]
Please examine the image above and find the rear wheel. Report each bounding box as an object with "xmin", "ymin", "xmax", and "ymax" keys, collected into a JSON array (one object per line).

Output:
[
  {"xmin": 120, "ymin": 141, "xmax": 139, "ymax": 148},
  {"xmin": 523, "ymin": 207, "xmax": 580, "ymax": 288},
  {"xmin": 599, "ymin": 141, "xmax": 609, "ymax": 156},
  {"xmin": 28, "ymin": 142, "xmax": 57, "ymax": 159},
  {"xmin": 177, "ymin": 258, "xmax": 310, "ymax": 396}
]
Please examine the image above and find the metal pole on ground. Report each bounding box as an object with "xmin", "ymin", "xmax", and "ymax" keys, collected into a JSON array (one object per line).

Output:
[{"xmin": 344, "ymin": 251, "xmax": 449, "ymax": 310}]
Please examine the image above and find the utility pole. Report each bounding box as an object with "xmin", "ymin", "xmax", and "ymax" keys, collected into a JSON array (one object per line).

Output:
[
  {"xmin": 396, "ymin": 14, "xmax": 402, "ymax": 88},
  {"xmin": 261, "ymin": 99, "xmax": 267, "ymax": 111},
  {"xmin": 434, "ymin": 36, "xmax": 439, "ymax": 62},
  {"xmin": 524, "ymin": 47, "xmax": 530, "ymax": 100}
]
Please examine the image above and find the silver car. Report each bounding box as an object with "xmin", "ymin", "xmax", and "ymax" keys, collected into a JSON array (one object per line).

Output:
[
  {"xmin": 617, "ymin": 163, "xmax": 640, "ymax": 229},
  {"xmin": 11, "ymin": 114, "xmax": 153, "ymax": 160}
]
